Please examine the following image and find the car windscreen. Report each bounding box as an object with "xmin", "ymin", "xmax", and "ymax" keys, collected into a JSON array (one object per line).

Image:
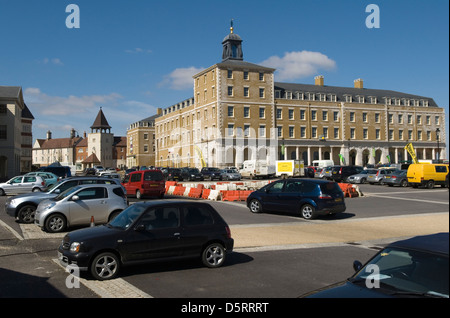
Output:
[
  {"xmin": 54, "ymin": 185, "xmax": 81, "ymax": 201},
  {"xmin": 108, "ymin": 204, "xmax": 148, "ymax": 230},
  {"xmin": 320, "ymin": 182, "xmax": 342, "ymax": 195},
  {"xmin": 144, "ymin": 171, "xmax": 163, "ymax": 181}
]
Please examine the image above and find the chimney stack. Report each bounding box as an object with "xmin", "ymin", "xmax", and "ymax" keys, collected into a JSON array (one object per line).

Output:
[
  {"xmin": 315, "ymin": 75, "xmax": 324, "ymax": 86},
  {"xmin": 47, "ymin": 130, "xmax": 52, "ymax": 140},
  {"xmin": 354, "ymin": 78, "xmax": 363, "ymax": 89}
]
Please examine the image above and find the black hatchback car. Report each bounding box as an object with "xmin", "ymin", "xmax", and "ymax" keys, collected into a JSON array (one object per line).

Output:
[
  {"xmin": 303, "ymin": 232, "xmax": 449, "ymax": 298},
  {"xmin": 58, "ymin": 200, "xmax": 234, "ymax": 280},
  {"xmin": 330, "ymin": 166, "xmax": 364, "ymax": 183},
  {"xmin": 246, "ymin": 178, "xmax": 346, "ymax": 219}
]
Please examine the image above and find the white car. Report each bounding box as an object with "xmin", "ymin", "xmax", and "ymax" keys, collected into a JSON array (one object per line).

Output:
[{"xmin": 0, "ymin": 175, "xmax": 48, "ymax": 196}]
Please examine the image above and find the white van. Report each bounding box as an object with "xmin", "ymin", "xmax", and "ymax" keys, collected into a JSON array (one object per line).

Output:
[
  {"xmin": 240, "ymin": 160, "xmax": 275, "ymax": 179},
  {"xmin": 312, "ymin": 160, "xmax": 334, "ymax": 168}
]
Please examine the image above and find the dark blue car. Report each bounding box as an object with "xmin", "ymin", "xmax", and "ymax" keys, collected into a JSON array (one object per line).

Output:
[
  {"xmin": 302, "ymin": 233, "xmax": 449, "ymax": 298},
  {"xmin": 246, "ymin": 178, "xmax": 346, "ymax": 219}
]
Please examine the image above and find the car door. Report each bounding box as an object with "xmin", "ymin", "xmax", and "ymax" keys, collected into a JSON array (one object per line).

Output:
[
  {"xmin": 180, "ymin": 204, "xmax": 217, "ymax": 257},
  {"xmin": 4, "ymin": 176, "xmax": 24, "ymax": 195},
  {"xmin": 21, "ymin": 176, "xmax": 37, "ymax": 193},
  {"xmin": 69, "ymin": 187, "xmax": 108, "ymax": 225},
  {"xmin": 260, "ymin": 180, "xmax": 286, "ymax": 211},
  {"xmin": 276, "ymin": 179, "xmax": 304, "ymax": 212},
  {"xmin": 120, "ymin": 206, "xmax": 182, "ymax": 262}
]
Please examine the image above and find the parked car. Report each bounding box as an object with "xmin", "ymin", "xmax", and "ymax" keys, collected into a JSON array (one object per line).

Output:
[
  {"xmin": 246, "ymin": 178, "xmax": 346, "ymax": 220},
  {"xmin": 57, "ymin": 200, "xmax": 234, "ymax": 280},
  {"xmin": 24, "ymin": 172, "xmax": 59, "ymax": 188},
  {"xmin": 330, "ymin": 166, "xmax": 364, "ymax": 183},
  {"xmin": 121, "ymin": 169, "xmax": 165, "ymax": 199},
  {"xmin": 5, "ymin": 176, "xmax": 124, "ymax": 223},
  {"xmin": 314, "ymin": 168, "xmax": 323, "ymax": 178},
  {"xmin": 180, "ymin": 167, "xmax": 204, "ymax": 181},
  {"xmin": 165, "ymin": 168, "xmax": 182, "ymax": 181},
  {"xmin": 221, "ymin": 169, "xmax": 242, "ymax": 181},
  {"xmin": 302, "ymin": 232, "xmax": 449, "ymax": 298},
  {"xmin": 0, "ymin": 175, "xmax": 47, "ymax": 196},
  {"xmin": 35, "ymin": 184, "xmax": 128, "ymax": 233},
  {"xmin": 38, "ymin": 165, "xmax": 72, "ymax": 178},
  {"xmin": 367, "ymin": 168, "xmax": 397, "ymax": 185},
  {"xmin": 318, "ymin": 166, "xmax": 335, "ymax": 180},
  {"xmin": 347, "ymin": 169, "xmax": 378, "ymax": 184},
  {"xmin": 201, "ymin": 167, "xmax": 223, "ymax": 180},
  {"xmin": 383, "ymin": 170, "xmax": 409, "ymax": 187},
  {"xmin": 304, "ymin": 167, "xmax": 316, "ymax": 178}
]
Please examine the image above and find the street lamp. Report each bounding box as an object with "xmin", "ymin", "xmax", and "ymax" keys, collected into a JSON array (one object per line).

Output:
[{"xmin": 436, "ymin": 128, "xmax": 440, "ymax": 162}]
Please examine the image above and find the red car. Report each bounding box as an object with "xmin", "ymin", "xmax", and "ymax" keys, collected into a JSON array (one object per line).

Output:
[{"xmin": 122, "ymin": 169, "xmax": 165, "ymax": 199}]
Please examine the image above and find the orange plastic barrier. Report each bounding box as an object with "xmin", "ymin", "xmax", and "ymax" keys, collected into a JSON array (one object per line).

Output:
[
  {"xmin": 188, "ymin": 187, "xmax": 202, "ymax": 198},
  {"xmin": 338, "ymin": 183, "xmax": 358, "ymax": 198},
  {"xmin": 221, "ymin": 190, "xmax": 253, "ymax": 201},
  {"xmin": 173, "ymin": 186, "xmax": 186, "ymax": 196},
  {"xmin": 201, "ymin": 188, "xmax": 211, "ymax": 199}
]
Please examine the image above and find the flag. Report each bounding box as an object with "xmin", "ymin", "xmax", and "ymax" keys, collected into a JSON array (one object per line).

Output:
[
  {"xmin": 404, "ymin": 143, "xmax": 418, "ymax": 164},
  {"xmin": 339, "ymin": 154, "xmax": 345, "ymax": 165}
]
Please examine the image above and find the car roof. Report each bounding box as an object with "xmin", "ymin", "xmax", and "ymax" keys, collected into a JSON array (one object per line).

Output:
[
  {"xmin": 279, "ymin": 178, "xmax": 334, "ymax": 184},
  {"xmin": 387, "ymin": 233, "xmax": 449, "ymax": 256},
  {"xmin": 75, "ymin": 183, "xmax": 121, "ymax": 189}
]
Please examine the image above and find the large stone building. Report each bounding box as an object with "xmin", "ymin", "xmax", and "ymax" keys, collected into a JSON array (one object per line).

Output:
[
  {"xmin": 0, "ymin": 86, "xmax": 34, "ymax": 179},
  {"xmin": 151, "ymin": 26, "xmax": 446, "ymax": 168},
  {"xmin": 126, "ymin": 110, "xmax": 161, "ymax": 169}
]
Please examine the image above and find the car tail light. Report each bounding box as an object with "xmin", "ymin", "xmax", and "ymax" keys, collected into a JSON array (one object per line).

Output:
[
  {"xmin": 319, "ymin": 194, "xmax": 333, "ymax": 199},
  {"xmin": 376, "ymin": 171, "xmax": 380, "ymax": 176},
  {"xmin": 391, "ymin": 176, "xmax": 397, "ymax": 179},
  {"xmin": 41, "ymin": 181, "xmax": 45, "ymax": 186},
  {"xmin": 225, "ymin": 225, "xmax": 231, "ymax": 239}
]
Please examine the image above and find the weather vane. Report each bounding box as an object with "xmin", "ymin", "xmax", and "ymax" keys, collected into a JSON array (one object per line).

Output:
[{"xmin": 230, "ymin": 18, "xmax": 234, "ymax": 33}]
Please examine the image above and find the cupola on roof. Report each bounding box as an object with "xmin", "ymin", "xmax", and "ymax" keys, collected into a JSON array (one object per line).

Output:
[{"xmin": 222, "ymin": 20, "xmax": 243, "ymax": 62}]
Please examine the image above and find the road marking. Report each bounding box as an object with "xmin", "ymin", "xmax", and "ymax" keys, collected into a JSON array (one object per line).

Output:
[
  {"xmin": 366, "ymin": 194, "xmax": 449, "ymax": 205},
  {"xmin": 52, "ymin": 259, "xmax": 152, "ymax": 298},
  {"xmin": 0, "ymin": 219, "xmax": 24, "ymax": 241}
]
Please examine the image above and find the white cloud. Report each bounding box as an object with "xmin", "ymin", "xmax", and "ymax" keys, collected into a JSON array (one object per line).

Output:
[
  {"xmin": 260, "ymin": 51, "xmax": 336, "ymax": 81},
  {"xmin": 125, "ymin": 48, "xmax": 152, "ymax": 54},
  {"xmin": 160, "ymin": 66, "xmax": 204, "ymax": 90},
  {"xmin": 41, "ymin": 58, "xmax": 64, "ymax": 65},
  {"xmin": 24, "ymin": 88, "xmax": 122, "ymax": 116}
]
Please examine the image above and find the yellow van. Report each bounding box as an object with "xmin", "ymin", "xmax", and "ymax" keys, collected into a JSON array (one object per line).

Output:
[{"xmin": 407, "ymin": 163, "xmax": 449, "ymax": 188}]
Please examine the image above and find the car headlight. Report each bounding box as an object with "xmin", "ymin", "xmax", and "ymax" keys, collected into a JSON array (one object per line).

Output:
[
  {"xmin": 43, "ymin": 202, "xmax": 56, "ymax": 210},
  {"xmin": 70, "ymin": 242, "xmax": 81, "ymax": 253}
]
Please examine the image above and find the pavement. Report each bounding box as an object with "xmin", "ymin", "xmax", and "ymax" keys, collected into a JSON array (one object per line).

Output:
[{"xmin": 231, "ymin": 212, "xmax": 450, "ymax": 250}]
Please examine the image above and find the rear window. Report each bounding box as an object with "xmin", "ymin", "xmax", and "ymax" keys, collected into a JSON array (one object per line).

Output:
[
  {"xmin": 320, "ymin": 182, "xmax": 342, "ymax": 195},
  {"xmin": 184, "ymin": 205, "xmax": 214, "ymax": 226},
  {"xmin": 113, "ymin": 187, "xmax": 126, "ymax": 198},
  {"xmin": 435, "ymin": 166, "xmax": 447, "ymax": 173},
  {"xmin": 144, "ymin": 171, "xmax": 163, "ymax": 181}
]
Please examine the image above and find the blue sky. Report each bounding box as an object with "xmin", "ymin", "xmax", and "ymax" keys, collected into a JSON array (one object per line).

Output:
[{"xmin": 1, "ymin": 0, "xmax": 448, "ymax": 153}]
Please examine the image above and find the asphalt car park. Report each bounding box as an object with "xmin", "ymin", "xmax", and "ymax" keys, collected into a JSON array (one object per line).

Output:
[{"xmin": 0, "ymin": 182, "xmax": 448, "ymax": 298}]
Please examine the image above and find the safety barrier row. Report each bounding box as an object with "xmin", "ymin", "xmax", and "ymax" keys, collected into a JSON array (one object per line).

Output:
[{"xmin": 166, "ymin": 180, "xmax": 362, "ymax": 201}]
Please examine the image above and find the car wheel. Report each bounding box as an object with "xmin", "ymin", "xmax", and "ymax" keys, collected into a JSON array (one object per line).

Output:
[
  {"xmin": 136, "ymin": 190, "xmax": 142, "ymax": 199},
  {"xmin": 108, "ymin": 210, "xmax": 122, "ymax": 222},
  {"xmin": 202, "ymin": 243, "xmax": 226, "ymax": 268},
  {"xmin": 0, "ymin": 188, "xmax": 5, "ymax": 196},
  {"xmin": 360, "ymin": 178, "xmax": 367, "ymax": 184},
  {"xmin": 18, "ymin": 205, "xmax": 36, "ymax": 224},
  {"xmin": 400, "ymin": 180, "xmax": 408, "ymax": 187},
  {"xmin": 426, "ymin": 180, "xmax": 434, "ymax": 189},
  {"xmin": 300, "ymin": 204, "xmax": 316, "ymax": 220},
  {"xmin": 45, "ymin": 213, "xmax": 67, "ymax": 233},
  {"xmin": 249, "ymin": 199, "xmax": 262, "ymax": 213},
  {"xmin": 90, "ymin": 252, "xmax": 120, "ymax": 280},
  {"xmin": 32, "ymin": 187, "xmax": 42, "ymax": 192}
]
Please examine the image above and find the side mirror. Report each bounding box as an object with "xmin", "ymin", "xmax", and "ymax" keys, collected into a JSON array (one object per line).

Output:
[
  {"xmin": 353, "ymin": 260, "xmax": 363, "ymax": 272},
  {"xmin": 71, "ymin": 195, "xmax": 80, "ymax": 201},
  {"xmin": 54, "ymin": 189, "xmax": 61, "ymax": 194},
  {"xmin": 135, "ymin": 224, "xmax": 146, "ymax": 232}
]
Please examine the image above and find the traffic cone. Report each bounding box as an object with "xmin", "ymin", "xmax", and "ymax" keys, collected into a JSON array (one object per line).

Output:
[{"xmin": 90, "ymin": 216, "xmax": 95, "ymax": 227}]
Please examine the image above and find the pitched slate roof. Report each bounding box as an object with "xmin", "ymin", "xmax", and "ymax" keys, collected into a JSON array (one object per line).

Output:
[
  {"xmin": 274, "ymin": 82, "xmax": 438, "ymax": 107},
  {"xmin": 35, "ymin": 137, "xmax": 83, "ymax": 149}
]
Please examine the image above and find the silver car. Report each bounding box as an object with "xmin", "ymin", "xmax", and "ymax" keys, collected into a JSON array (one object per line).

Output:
[
  {"xmin": 367, "ymin": 168, "xmax": 397, "ymax": 185},
  {"xmin": 221, "ymin": 169, "xmax": 242, "ymax": 181},
  {"xmin": 347, "ymin": 169, "xmax": 377, "ymax": 184},
  {"xmin": 35, "ymin": 184, "xmax": 128, "ymax": 233},
  {"xmin": 5, "ymin": 176, "xmax": 124, "ymax": 224},
  {"xmin": 0, "ymin": 175, "xmax": 47, "ymax": 196}
]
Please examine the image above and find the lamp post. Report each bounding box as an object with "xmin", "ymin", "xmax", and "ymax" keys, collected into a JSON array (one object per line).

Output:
[{"xmin": 436, "ymin": 128, "xmax": 440, "ymax": 162}]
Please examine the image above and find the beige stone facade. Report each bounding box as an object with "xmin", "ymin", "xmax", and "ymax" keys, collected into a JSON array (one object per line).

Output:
[{"xmin": 153, "ymin": 29, "xmax": 446, "ymax": 169}]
